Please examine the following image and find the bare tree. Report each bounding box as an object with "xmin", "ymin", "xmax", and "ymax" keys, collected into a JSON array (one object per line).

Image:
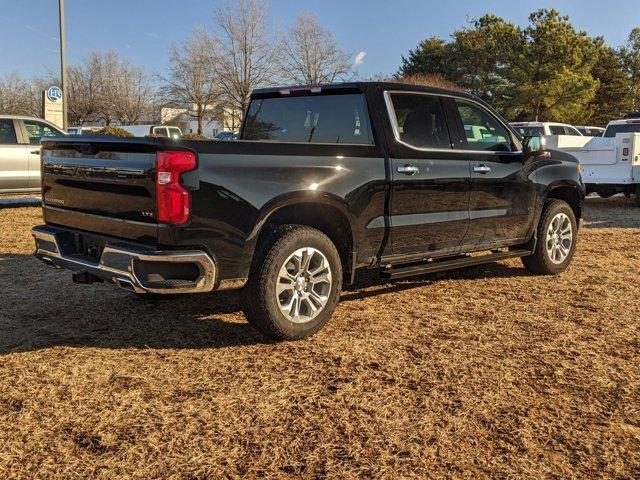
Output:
[
  {"xmin": 214, "ymin": 0, "xmax": 277, "ymax": 118},
  {"xmin": 160, "ymin": 30, "xmax": 221, "ymax": 135},
  {"xmin": 279, "ymin": 12, "xmax": 352, "ymax": 85},
  {"xmin": 112, "ymin": 63, "xmax": 152, "ymax": 125},
  {"xmin": 0, "ymin": 73, "xmax": 39, "ymax": 116},
  {"xmin": 65, "ymin": 56, "xmax": 103, "ymax": 125}
]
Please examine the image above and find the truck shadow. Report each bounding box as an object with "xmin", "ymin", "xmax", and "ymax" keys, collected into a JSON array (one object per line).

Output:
[
  {"xmin": 582, "ymin": 196, "xmax": 640, "ymax": 229},
  {"xmin": 0, "ymin": 253, "xmax": 532, "ymax": 355}
]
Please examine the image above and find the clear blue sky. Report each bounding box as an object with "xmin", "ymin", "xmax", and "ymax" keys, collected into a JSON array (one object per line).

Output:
[{"xmin": 3, "ymin": 0, "xmax": 639, "ymax": 81}]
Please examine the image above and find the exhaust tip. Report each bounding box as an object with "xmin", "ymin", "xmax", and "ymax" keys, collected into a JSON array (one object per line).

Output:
[
  {"xmin": 114, "ymin": 277, "xmax": 136, "ymax": 292},
  {"xmin": 41, "ymin": 256, "xmax": 54, "ymax": 266}
]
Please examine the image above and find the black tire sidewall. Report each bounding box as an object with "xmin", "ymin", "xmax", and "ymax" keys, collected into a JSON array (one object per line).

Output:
[
  {"xmin": 248, "ymin": 227, "xmax": 342, "ymax": 340},
  {"xmin": 536, "ymin": 200, "xmax": 578, "ymax": 274}
]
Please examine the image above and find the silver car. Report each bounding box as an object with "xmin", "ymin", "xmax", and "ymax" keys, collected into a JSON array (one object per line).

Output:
[{"xmin": 0, "ymin": 116, "xmax": 65, "ymax": 193}]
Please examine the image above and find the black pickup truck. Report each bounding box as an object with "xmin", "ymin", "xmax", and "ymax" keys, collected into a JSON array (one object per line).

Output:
[{"xmin": 32, "ymin": 82, "xmax": 585, "ymax": 340}]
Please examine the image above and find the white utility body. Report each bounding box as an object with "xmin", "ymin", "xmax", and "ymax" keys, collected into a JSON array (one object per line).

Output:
[{"xmin": 545, "ymin": 133, "xmax": 640, "ymax": 202}]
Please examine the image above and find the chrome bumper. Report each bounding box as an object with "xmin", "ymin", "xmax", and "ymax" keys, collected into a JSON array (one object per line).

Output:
[{"xmin": 32, "ymin": 225, "xmax": 216, "ymax": 294}]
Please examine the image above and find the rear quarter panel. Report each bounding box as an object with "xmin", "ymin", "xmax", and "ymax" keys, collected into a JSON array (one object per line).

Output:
[{"xmin": 164, "ymin": 141, "xmax": 388, "ymax": 280}]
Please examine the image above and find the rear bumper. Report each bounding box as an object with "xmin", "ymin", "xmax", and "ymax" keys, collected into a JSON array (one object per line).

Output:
[{"xmin": 32, "ymin": 225, "xmax": 217, "ymax": 294}]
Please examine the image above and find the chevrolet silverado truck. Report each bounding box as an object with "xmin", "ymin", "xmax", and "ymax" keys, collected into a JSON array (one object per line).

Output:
[{"xmin": 32, "ymin": 82, "xmax": 585, "ymax": 340}]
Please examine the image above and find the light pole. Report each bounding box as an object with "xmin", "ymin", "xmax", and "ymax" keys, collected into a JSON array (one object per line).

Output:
[{"xmin": 58, "ymin": 0, "xmax": 68, "ymax": 130}]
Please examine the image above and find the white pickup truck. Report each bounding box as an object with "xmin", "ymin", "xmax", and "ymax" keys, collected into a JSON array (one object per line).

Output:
[{"xmin": 545, "ymin": 131, "xmax": 640, "ymax": 206}]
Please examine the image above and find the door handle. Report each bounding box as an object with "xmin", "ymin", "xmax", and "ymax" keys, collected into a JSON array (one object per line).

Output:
[
  {"xmin": 473, "ymin": 164, "xmax": 491, "ymax": 174},
  {"xmin": 397, "ymin": 164, "xmax": 419, "ymax": 176},
  {"xmin": 30, "ymin": 150, "xmax": 40, "ymax": 155}
]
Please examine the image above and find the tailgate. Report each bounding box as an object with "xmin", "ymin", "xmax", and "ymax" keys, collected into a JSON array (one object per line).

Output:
[{"xmin": 41, "ymin": 137, "xmax": 169, "ymax": 243}]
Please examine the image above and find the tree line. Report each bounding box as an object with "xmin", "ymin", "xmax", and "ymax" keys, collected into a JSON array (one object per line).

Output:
[
  {"xmin": 2, "ymin": 6, "xmax": 638, "ymax": 130},
  {"xmin": 398, "ymin": 9, "xmax": 640, "ymax": 126},
  {"xmin": 0, "ymin": 0, "xmax": 354, "ymax": 134}
]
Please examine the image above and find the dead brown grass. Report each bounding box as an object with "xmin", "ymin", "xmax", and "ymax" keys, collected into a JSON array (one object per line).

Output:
[{"xmin": 0, "ymin": 197, "xmax": 639, "ymax": 479}]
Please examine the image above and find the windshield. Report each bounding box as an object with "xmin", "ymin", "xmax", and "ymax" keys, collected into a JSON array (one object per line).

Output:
[
  {"xmin": 577, "ymin": 127, "xmax": 603, "ymax": 136},
  {"xmin": 512, "ymin": 126, "xmax": 544, "ymax": 137},
  {"xmin": 604, "ymin": 124, "xmax": 640, "ymax": 137}
]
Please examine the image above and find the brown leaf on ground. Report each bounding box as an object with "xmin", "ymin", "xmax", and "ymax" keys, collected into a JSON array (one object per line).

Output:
[{"xmin": 0, "ymin": 196, "xmax": 638, "ymax": 479}]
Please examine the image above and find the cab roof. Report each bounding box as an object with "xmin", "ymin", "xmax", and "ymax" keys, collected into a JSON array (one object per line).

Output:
[{"xmin": 251, "ymin": 81, "xmax": 481, "ymax": 103}]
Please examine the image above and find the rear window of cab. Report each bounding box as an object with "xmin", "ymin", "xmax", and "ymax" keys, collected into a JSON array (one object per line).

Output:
[{"xmin": 242, "ymin": 94, "xmax": 374, "ymax": 145}]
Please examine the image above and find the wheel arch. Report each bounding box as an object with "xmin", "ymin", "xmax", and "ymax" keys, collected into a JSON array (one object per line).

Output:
[
  {"xmin": 544, "ymin": 181, "xmax": 584, "ymax": 222},
  {"xmin": 242, "ymin": 192, "xmax": 357, "ymax": 281}
]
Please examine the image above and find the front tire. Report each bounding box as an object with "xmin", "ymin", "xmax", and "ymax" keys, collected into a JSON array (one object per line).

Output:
[
  {"xmin": 522, "ymin": 199, "xmax": 578, "ymax": 275},
  {"xmin": 635, "ymin": 186, "xmax": 640, "ymax": 207},
  {"xmin": 243, "ymin": 225, "xmax": 342, "ymax": 340}
]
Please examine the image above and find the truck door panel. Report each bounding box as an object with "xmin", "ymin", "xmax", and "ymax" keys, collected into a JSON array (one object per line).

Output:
[
  {"xmin": 384, "ymin": 91, "xmax": 471, "ymax": 257},
  {"xmin": 448, "ymin": 98, "xmax": 536, "ymax": 246},
  {"xmin": 0, "ymin": 119, "xmax": 29, "ymax": 190}
]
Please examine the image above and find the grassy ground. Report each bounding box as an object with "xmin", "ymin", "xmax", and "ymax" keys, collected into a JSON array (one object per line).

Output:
[{"xmin": 0, "ymin": 197, "xmax": 639, "ymax": 479}]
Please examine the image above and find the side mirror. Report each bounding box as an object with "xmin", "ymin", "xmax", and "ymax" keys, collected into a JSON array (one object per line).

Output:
[{"xmin": 523, "ymin": 135, "xmax": 543, "ymax": 154}]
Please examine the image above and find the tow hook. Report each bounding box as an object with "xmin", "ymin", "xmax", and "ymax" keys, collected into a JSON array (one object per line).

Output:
[{"xmin": 72, "ymin": 271, "xmax": 103, "ymax": 285}]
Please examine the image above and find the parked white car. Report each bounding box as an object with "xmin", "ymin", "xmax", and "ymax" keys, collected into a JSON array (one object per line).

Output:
[
  {"xmin": 603, "ymin": 117, "xmax": 640, "ymax": 138},
  {"xmin": 575, "ymin": 126, "xmax": 605, "ymax": 137},
  {"xmin": 0, "ymin": 115, "xmax": 65, "ymax": 193},
  {"xmin": 67, "ymin": 126, "xmax": 101, "ymax": 135},
  {"xmin": 120, "ymin": 125, "xmax": 182, "ymax": 139},
  {"xmin": 510, "ymin": 121, "xmax": 583, "ymax": 137}
]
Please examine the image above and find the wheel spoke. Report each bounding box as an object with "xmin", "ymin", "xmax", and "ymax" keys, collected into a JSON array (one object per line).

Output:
[
  {"xmin": 310, "ymin": 271, "xmax": 330, "ymax": 285},
  {"xmin": 276, "ymin": 278, "xmax": 293, "ymax": 296},
  {"xmin": 290, "ymin": 294, "xmax": 301, "ymax": 318},
  {"xmin": 275, "ymin": 246, "xmax": 333, "ymax": 324},
  {"xmin": 303, "ymin": 296, "xmax": 319, "ymax": 314},
  {"xmin": 309, "ymin": 288, "xmax": 328, "ymax": 303},
  {"xmin": 546, "ymin": 212, "xmax": 573, "ymax": 265},
  {"xmin": 300, "ymin": 249, "xmax": 312, "ymax": 275}
]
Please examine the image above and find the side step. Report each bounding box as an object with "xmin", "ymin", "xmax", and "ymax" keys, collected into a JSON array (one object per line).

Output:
[{"xmin": 381, "ymin": 249, "xmax": 532, "ymax": 280}]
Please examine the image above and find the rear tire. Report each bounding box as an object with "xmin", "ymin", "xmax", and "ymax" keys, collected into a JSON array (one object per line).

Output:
[
  {"xmin": 243, "ymin": 225, "xmax": 342, "ymax": 341},
  {"xmin": 635, "ymin": 187, "xmax": 640, "ymax": 207},
  {"xmin": 522, "ymin": 199, "xmax": 577, "ymax": 275}
]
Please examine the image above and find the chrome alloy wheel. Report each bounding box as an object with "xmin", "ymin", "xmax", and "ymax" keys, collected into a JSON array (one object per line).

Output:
[
  {"xmin": 546, "ymin": 212, "xmax": 573, "ymax": 264},
  {"xmin": 276, "ymin": 247, "xmax": 332, "ymax": 323}
]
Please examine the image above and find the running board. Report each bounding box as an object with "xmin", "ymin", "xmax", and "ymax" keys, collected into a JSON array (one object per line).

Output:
[{"xmin": 381, "ymin": 249, "xmax": 532, "ymax": 280}]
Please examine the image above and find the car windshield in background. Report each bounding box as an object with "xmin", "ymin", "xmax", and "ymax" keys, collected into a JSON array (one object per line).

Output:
[
  {"xmin": 216, "ymin": 132, "xmax": 237, "ymax": 140},
  {"xmin": 513, "ymin": 126, "xmax": 545, "ymax": 137},
  {"xmin": 577, "ymin": 127, "xmax": 603, "ymax": 136},
  {"xmin": 243, "ymin": 94, "xmax": 374, "ymax": 144},
  {"xmin": 604, "ymin": 124, "xmax": 640, "ymax": 137},
  {"xmin": 23, "ymin": 120, "xmax": 61, "ymax": 145}
]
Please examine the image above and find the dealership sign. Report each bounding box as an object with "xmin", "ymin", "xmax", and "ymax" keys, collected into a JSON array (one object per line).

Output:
[
  {"xmin": 46, "ymin": 86, "xmax": 63, "ymax": 102},
  {"xmin": 42, "ymin": 86, "xmax": 64, "ymax": 129}
]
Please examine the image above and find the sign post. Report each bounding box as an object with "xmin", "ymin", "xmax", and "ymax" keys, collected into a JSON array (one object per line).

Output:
[
  {"xmin": 58, "ymin": 0, "xmax": 68, "ymax": 130},
  {"xmin": 42, "ymin": 86, "xmax": 64, "ymax": 129}
]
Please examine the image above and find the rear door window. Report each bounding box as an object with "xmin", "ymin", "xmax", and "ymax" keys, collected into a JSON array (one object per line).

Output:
[
  {"xmin": 549, "ymin": 125, "xmax": 565, "ymax": 135},
  {"xmin": 0, "ymin": 119, "xmax": 17, "ymax": 144},
  {"xmin": 243, "ymin": 93, "xmax": 373, "ymax": 145},
  {"xmin": 387, "ymin": 92, "xmax": 451, "ymax": 149},
  {"xmin": 23, "ymin": 120, "xmax": 61, "ymax": 145},
  {"xmin": 564, "ymin": 126, "xmax": 582, "ymax": 136},
  {"xmin": 152, "ymin": 127, "xmax": 168, "ymax": 137},
  {"xmin": 513, "ymin": 126, "xmax": 544, "ymax": 137}
]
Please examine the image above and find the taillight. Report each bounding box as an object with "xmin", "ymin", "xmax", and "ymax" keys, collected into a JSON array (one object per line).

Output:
[{"xmin": 156, "ymin": 150, "xmax": 196, "ymax": 224}]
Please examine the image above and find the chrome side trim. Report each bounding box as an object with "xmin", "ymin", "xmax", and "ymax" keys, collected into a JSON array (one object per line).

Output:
[{"xmin": 32, "ymin": 226, "xmax": 217, "ymax": 295}]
